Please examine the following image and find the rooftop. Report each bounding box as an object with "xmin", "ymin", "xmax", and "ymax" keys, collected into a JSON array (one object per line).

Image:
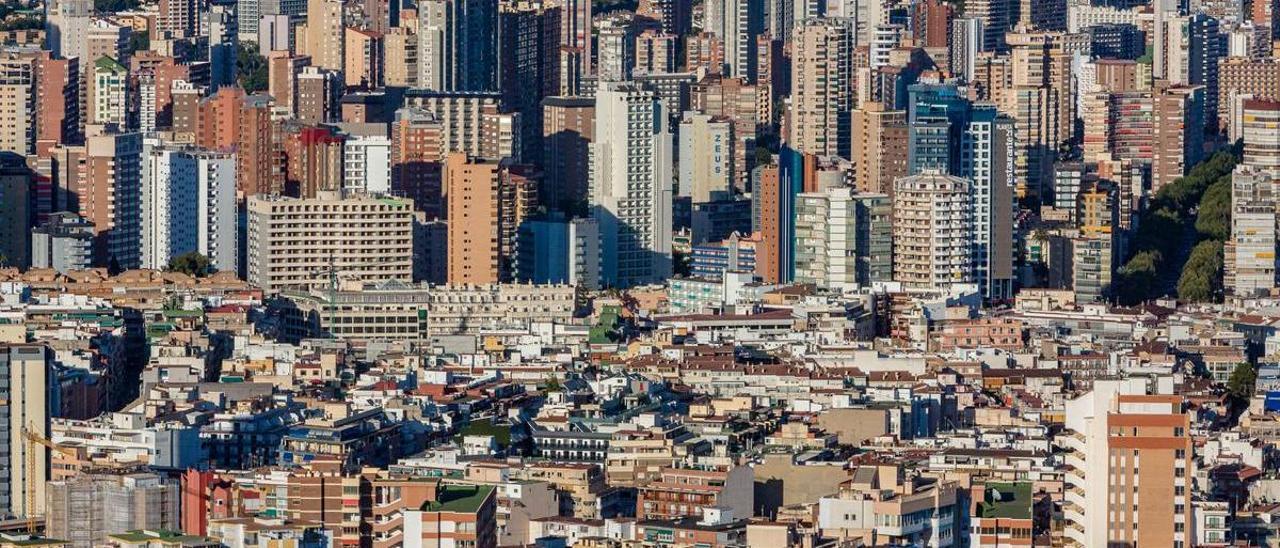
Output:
[
  {"xmin": 975, "ymin": 482, "xmax": 1032, "ymax": 520},
  {"xmin": 422, "ymin": 484, "xmax": 494, "ymax": 513}
]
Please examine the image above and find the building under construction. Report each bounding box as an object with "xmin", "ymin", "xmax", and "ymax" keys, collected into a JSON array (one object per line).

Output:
[{"xmin": 44, "ymin": 473, "xmax": 179, "ymax": 548}]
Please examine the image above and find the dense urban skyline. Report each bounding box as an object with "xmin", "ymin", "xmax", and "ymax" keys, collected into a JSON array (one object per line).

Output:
[{"xmin": 0, "ymin": 0, "xmax": 1275, "ymax": 546}]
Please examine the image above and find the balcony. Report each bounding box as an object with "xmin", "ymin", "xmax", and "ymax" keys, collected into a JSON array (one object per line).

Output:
[
  {"xmin": 1065, "ymin": 486, "xmax": 1085, "ymax": 509},
  {"xmin": 1063, "ymin": 501, "xmax": 1085, "ymax": 525},
  {"xmin": 1064, "ymin": 450, "xmax": 1086, "ymax": 473}
]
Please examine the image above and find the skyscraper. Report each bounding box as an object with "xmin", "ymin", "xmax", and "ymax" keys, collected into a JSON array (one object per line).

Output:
[
  {"xmin": 305, "ymin": 0, "xmax": 345, "ymax": 71},
  {"xmin": 1226, "ymin": 168, "xmax": 1277, "ymax": 296},
  {"xmin": 790, "ymin": 18, "xmax": 853, "ymax": 158},
  {"xmin": 391, "ymin": 107, "xmax": 445, "ymax": 217},
  {"xmin": 558, "ymin": 0, "xmax": 590, "ymax": 78},
  {"xmin": 966, "ymin": 0, "xmax": 1010, "ymax": 52},
  {"xmin": 45, "ymin": 0, "xmax": 92, "ymax": 61},
  {"xmin": 418, "ymin": 0, "xmax": 498, "ymax": 91},
  {"xmin": 678, "ymin": 112, "xmax": 733, "ymax": 203},
  {"xmin": 595, "ymin": 15, "xmax": 634, "ymax": 82},
  {"xmin": 1226, "ymin": 99, "xmax": 1280, "ymax": 296},
  {"xmin": 850, "ymin": 102, "xmax": 908, "ymax": 196},
  {"xmin": 1161, "ymin": 14, "xmax": 1225, "ymax": 130},
  {"xmin": 82, "ymin": 130, "xmax": 142, "ymax": 269},
  {"xmin": 1, "ymin": 345, "xmax": 53, "ymax": 518},
  {"xmin": 0, "ymin": 155, "xmax": 31, "ymax": 268},
  {"xmin": 498, "ymin": 0, "xmax": 561, "ymax": 162},
  {"xmin": 591, "ymin": 82, "xmax": 674, "ymax": 287},
  {"xmin": 141, "ymin": 146, "xmax": 237, "ymax": 272},
  {"xmin": 444, "ymin": 153, "xmax": 537, "ymax": 283},
  {"xmin": 703, "ymin": 0, "xmax": 763, "ymax": 81},
  {"xmin": 1152, "ymin": 84, "xmax": 1205, "ymax": 191},
  {"xmin": 0, "ymin": 53, "xmax": 33, "ymax": 160},
  {"xmin": 34, "ymin": 54, "xmax": 80, "ymax": 149},
  {"xmin": 908, "ymin": 84, "xmax": 1015, "ymax": 299},
  {"xmin": 207, "ymin": 0, "xmax": 239, "ymax": 90},
  {"xmin": 1061, "ymin": 382, "xmax": 1194, "ymax": 547},
  {"xmin": 541, "ymin": 96, "xmax": 594, "ymax": 212}
]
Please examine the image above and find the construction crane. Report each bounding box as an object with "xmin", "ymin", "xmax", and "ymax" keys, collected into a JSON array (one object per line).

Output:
[{"xmin": 22, "ymin": 426, "xmax": 76, "ymax": 534}]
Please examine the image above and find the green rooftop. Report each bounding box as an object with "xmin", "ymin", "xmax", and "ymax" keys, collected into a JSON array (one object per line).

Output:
[
  {"xmin": 976, "ymin": 482, "xmax": 1032, "ymax": 520},
  {"xmin": 107, "ymin": 530, "xmax": 211, "ymax": 545},
  {"xmin": 422, "ymin": 484, "xmax": 494, "ymax": 514},
  {"xmin": 2, "ymin": 538, "xmax": 71, "ymax": 546},
  {"xmin": 94, "ymin": 55, "xmax": 126, "ymax": 72}
]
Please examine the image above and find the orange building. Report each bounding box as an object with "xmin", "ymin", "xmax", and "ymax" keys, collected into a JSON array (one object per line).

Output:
[{"xmin": 444, "ymin": 153, "xmax": 538, "ymax": 284}]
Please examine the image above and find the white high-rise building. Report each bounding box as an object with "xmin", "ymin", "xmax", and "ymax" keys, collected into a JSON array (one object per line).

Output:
[
  {"xmin": 342, "ymin": 129, "xmax": 392, "ymax": 195},
  {"xmin": 704, "ymin": 0, "xmax": 763, "ymax": 80},
  {"xmin": 591, "ymin": 82, "xmax": 674, "ymax": 288},
  {"xmin": 1226, "ymin": 169, "xmax": 1277, "ymax": 297},
  {"xmin": 596, "ymin": 15, "xmax": 633, "ymax": 82},
  {"xmin": 949, "ymin": 18, "xmax": 983, "ymax": 81},
  {"xmin": 869, "ymin": 23, "xmax": 902, "ymax": 70},
  {"xmin": 793, "ymin": 187, "xmax": 892, "ymax": 291},
  {"xmin": 45, "ymin": 0, "xmax": 91, "ymax": 61},
  {"xmin": 1152, "ymin": 0, "xmax": 1178, "ymax": 79},
  {"xmin": 138, "ymin": 74, "xmax": 156, "ymax": 134},
  {"xmin": 1227, "ymin": 99, "xmax": 1280, "ymax": 297},
  {"xmin": 141, "ymin": 145, "xmax": 237, "ymax": 272}
]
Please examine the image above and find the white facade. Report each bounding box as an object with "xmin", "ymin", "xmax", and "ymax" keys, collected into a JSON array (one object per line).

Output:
[
  {"xmin": 142, "ymin": 145, "xmax": 237, "ymax": 272},
  {"xmin": 138, "ymin": 75, "xmax": 156, "ymax": 134},
  {"xmin": 949, "ymin": 18, "xmax": 983, "ymax": 81},
  {"xmin": 591, "ymin": 82, "xmax": 674, "ymax": 288},
  {"xmin": 703, "ymin": 0, "xmax": 761, "ymax": 79},
  {"xmin": 869, "ymin": 24, "xmax": 902, "ymax": 70},
  {"xmin": 92, "ymin": 58, "xmax": 128, "ymax": 128},
  {"xmin": 343, "ymin": 133, "xmax": 392, "ymax": 195},
  {"xmin": 793, "ymin": 187, "xmax": 891, "ymax": 292},
  {"xmin": 1227, "ymin": 168, "xmax": 1278, "ymax": 297}
]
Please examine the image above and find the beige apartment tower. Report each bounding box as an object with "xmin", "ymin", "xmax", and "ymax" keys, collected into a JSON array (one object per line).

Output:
[{"xmin": 246, "ymin": 194, "xmax": 415, "ymax": 291}]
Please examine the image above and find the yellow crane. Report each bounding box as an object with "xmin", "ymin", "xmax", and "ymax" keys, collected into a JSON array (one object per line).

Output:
[{"xmin": 22, "ymin": 426, "xmax": 76, "ymax": 534}]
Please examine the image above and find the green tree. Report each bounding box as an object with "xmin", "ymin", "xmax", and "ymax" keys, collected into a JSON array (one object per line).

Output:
[
  {"xmin": 236, "ymin": 43, "xmax": 269, "ymax": 93},
  {"xmin": 125, "ymin": 31, "xmax": 150, "ymax": 56},
  {"xmin": 1177, "ymin": 240, "xmax": 1223, "ymax": 302},
  {"xmin": 754, "ymin": 146, "xmax": 774, "ymax": 166},
  {"xmin": 1226, "ymin": 362, "xmax": 1257, "ymax": 401},
  {"xmin": 1195, "ymin": 179, "xmax": 1231, "ymax": 240},
  {"xmin": 94, "ymin": 0, "xmax": 138, "ymax": 12},
  {"xmin": 1114, "ymin": 250, "xmax": 1163, "ymax": 305},
  {"xmin": 167, "ymin": 252, "xmax": 213, "ymax": 277},
  {"xmin": 1130, "ymin": 207, "xmax": 1184, "ymax": 262}
]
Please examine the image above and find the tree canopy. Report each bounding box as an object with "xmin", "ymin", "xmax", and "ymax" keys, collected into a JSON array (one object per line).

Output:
[
  {"xmin": 167, "ymin": 252, "xmax": 214, "ymax": 277},
  {"xmin": 1113, "ymin": 150, "xmax": 1240, "ymax": 305},
  {"xmin": 236, "ymin": 43, "xmax": 269, "ymax": 94},
  {"xmin": 1195, "ymin": 178, "xmax": 1231, "ymax": 241},
  {"xmin": 1227, "ymin": 362, "xmax": 1257, "ymax": 401},
  {"xmin": 1177, "ymin": 240, "xmax": 1223, "ymax": 303}
]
